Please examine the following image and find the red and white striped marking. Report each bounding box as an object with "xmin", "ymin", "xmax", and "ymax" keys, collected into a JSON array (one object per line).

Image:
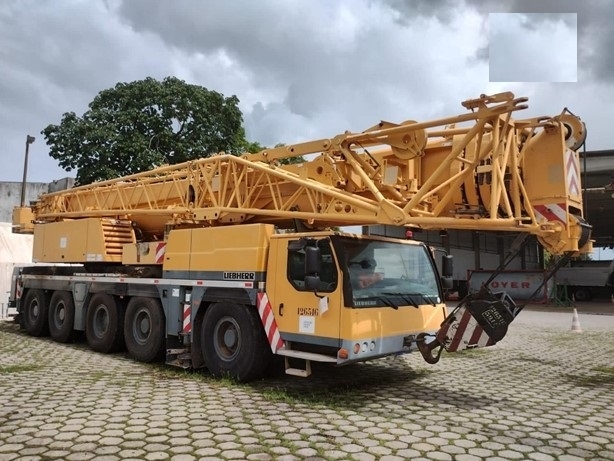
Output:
[
  {"xmin": 182, "ymin": 302, "xmax": 192, "ymax": 335},
  {"xmin": 155, "ymin": 243, "xmax": 166, "ymax": 264},
  {"xmin": 566, "ymin": 149, "xmax": 580, "ymax": 196},
  {"xmin": 437, "ymin": 306, "xmax": 494, "ymax": 352},
  {"xmin": 533, "ymin": 203, "xmax": 567, "ymax": 227},
  {"xmin": 257, "ymin": 292, "xmax": 284, "ymax": 353},
  {"xmin": 15, "ymin": 282, "xmax": 22, "ymax": 300}
]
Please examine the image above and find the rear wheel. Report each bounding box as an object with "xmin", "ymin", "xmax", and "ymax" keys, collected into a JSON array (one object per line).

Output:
[
  {"xmin": 48, "ymin": 291, "xmax": 75, "ymax": 343},
  {"xmin": 22, "ymin": 289, "xmax": 49, "ymax": 337},
  {"xmin": 201, "ymin": 302, "xmax": 272, "ymax": 382},
  {"xmin": 573, "ymin": 288, "xmax": 591, "ymax": 302},
  {"xmin": 86, "ymin": 294, "xmax": 124, "ymax": 353},
  {"xmin": 124, "ymin": 297, "xmax": 166, "ymax": 362}
]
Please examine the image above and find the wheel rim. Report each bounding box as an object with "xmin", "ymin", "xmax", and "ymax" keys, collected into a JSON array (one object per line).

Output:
[
  {"xmin": 52, "ymin": 301, "xmax": 66, "ymax": 329},
  {"xmin": 213, "ymin": 316, "xmax": 241, "ymax": 362},
  {"xmin": 92, "ymin": 305, "xmax": 109, "ymax": 338},
  {"xmin": 132, "ymin": 307, "xmax": 151, "ymax": 346},
  {"xmin": 29, "ymin": 299, "xmax": 40, "ymax": 323}
]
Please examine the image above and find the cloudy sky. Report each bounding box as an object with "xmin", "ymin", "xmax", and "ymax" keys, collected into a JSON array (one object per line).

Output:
[{"xmin": 1, "ymin": 0, "xmax": 612, "ymax": 183}]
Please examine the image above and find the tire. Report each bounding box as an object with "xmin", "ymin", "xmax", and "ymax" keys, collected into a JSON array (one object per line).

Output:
[
  {"xmin": 48, "ymin": 291, "xmax": 75, "ymax": 343},
  {"xmin": 124, "ymin": 297, "xmax": 166, "ymax": 362},
  {"xmin": 85, "ymin": 293, "xmax": 124, "ymax": 353},
  {"xmin": 22, "ymin": 289, "xmax": 49, "ymax": 337},
  {"xmin": 201, "ymin": 302, "xmax": 272, "ymax": 382},
  {"xmin": 573, "ymin": 288, "xmax": 591, "ymax": 302}
]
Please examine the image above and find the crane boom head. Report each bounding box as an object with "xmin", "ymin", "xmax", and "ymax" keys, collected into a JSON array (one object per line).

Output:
[{"xmin": 14, "ymin": 91, "xmax": 591, "ymax": 256}]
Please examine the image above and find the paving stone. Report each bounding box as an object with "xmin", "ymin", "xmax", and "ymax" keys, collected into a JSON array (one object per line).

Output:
[{"xmin": 1, "ymin": 312, "xmax": 614, "ymax": 461}]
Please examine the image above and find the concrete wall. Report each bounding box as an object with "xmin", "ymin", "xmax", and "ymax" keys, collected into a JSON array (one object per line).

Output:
[{"xmin": 0, "ymin": 182, "xmax": 49, "ymax": 223}]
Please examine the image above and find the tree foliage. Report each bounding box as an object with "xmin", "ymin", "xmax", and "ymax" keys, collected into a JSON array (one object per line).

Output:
[{"xmin": 42, "ymin": 77, "xmax": 248, "ymax": 185}]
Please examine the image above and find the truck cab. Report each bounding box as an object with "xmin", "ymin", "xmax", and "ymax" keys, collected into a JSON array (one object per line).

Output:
[{"xmin": 266, "ymin": 231, "xmax": 450, "ymax": 367}]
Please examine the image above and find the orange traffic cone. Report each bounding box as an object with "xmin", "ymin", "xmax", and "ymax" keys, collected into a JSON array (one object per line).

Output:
[{"xmin": 570, "ymin": 308, "xmax": 582, "ymax": 333}]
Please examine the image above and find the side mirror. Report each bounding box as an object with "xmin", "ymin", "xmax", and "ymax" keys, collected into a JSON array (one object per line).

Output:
[
  {"xmin": 441, "ymin": 254, "xmax": 453, "ymax": 290},
  {"xmin": 305, "ymin": 275, "xmax": 321, "ymax": 291},
  {"xmin": 305, "ymin": 246, "xmax": 321, "ymax": 275},
  {"xmin": 441, "ymin": 276, "xmax": 454, "ymax": 290},
  {"xmin": 441, "ymin": 254, "xmax": 453, "ymax": 277}
]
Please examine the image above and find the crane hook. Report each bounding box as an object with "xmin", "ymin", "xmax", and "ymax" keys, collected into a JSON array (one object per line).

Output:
[{"xmin": 416, "ymin": 332, "xmax": 444, "ymax": 364}]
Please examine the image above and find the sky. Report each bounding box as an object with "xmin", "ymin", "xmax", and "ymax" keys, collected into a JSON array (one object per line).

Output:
[{"xmin": 1, "ymin": 0, "xmax": 613, "ymax": 187}]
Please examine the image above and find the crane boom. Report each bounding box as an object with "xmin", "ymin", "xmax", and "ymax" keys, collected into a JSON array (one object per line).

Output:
[{"xmin": 14, "ymin": 91, "xmax": 591, "ymax": 255}]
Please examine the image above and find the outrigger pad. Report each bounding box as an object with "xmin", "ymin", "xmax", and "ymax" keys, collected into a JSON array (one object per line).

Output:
[{"xmin": 436, "ymin": 292, "xmax": 516, "ymax": 352}]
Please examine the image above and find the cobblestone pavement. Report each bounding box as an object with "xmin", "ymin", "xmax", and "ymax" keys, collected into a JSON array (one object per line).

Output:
[{"xmin": 1, "ymin": 307, "xmax": 613, "ymax": 461}]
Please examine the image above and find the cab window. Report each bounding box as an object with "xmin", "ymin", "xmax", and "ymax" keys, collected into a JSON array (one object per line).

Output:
[{"xmin": 287, "ymin": 239, "xmax": 338, "ymax": 292}]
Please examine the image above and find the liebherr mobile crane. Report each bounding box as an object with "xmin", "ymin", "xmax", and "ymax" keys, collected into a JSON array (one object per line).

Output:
[{"xmin": 10, "ymin": 91, "xmax": 591, "ymax": 381}]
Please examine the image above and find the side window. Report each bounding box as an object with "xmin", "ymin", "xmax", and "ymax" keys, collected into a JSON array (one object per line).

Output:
[{"xmin": 287, "ymin": 240, "xmax": 338, "ymax": 292}]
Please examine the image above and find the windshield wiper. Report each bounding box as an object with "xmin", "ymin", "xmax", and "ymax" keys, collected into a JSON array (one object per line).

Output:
[
  {"xmin": 381, "ymin": 292, "xmax": 421, "ymax": 309},
  {"xmin": 376, "ymin": 296, "xmax": 399, "ymax": 310},
  {"xmin": 422, "ymin": 295, "xmax": 438, "ymax": 306}
]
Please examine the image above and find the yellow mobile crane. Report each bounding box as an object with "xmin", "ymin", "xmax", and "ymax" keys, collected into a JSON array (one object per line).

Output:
[{"xmin": 10, "ymin": 92, "xmax": 590, "ymax": 380}]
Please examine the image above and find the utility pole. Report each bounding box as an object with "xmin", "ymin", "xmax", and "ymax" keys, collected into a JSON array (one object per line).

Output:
[{"xmin": 20, "ymin": 135, "xmax": 35, "ymax": 207}]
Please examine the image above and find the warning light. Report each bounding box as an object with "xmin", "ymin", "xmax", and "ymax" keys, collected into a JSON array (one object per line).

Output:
[{"xmin": 405, "ymin": 229, "xmax": 413, "ymax": 239}]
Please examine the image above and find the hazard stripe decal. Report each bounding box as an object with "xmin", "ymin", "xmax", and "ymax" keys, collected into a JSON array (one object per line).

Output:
[
  {"xmin": 437, "ymin": 306, "xmax": 495, "ymax": 352},
  {"xmin": 182, "ymin": 302, "xmax": 192, "ymax": 334},
  {"xmin": 257, "ymin": 292, "xmax": 284, "ymax": 353},
  {"xmin": 155, "ymin": 243, "xmax": 166, "ymax": 264},
  {"xmin": 533, "ymin": 203, "xmax": 567, "ymax": 227},
  {"xmin": 566, "ymin": 149, "xmax": 580, "ymax": 196}
]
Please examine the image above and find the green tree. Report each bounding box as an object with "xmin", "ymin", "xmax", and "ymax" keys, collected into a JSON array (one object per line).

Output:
[{"xmin": 42, "ymin": 77, "xmax": 248, "ymax": 185}]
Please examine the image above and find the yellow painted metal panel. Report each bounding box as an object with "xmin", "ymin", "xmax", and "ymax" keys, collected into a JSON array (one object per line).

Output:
[
  {"xmin": 164, "ymin": 223, "xmax": 274, "ymax": 272},
  {"xmin": 266, "ymin": 235, "xmax": 343, "ymax": 340},
  {"xmin": 33, "ymin": 219, "xmax": 99, "ymax": 263},
  {"xmin": 339, "ymin": 303, "xmax": 447, "ymax": 341}
]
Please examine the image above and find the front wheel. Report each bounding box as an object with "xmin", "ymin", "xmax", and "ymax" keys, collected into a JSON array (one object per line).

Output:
[
  {"xmin": 85, "ymin": 293, "xmax": 124, "ymax": 353},
  {"xmin": 124, "ymin": 297, "xmax": 165, "ymax": 362},
  {"xmin": 48, "ymin": 291, "xmax": 75, "ymax": 343},
  {"xmin": 201, "ymin": 302, "xmax": 272, "ymax": 382}
]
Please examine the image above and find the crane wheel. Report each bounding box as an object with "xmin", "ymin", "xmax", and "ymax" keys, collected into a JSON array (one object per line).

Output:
[
  {"xmin": 124, "ymin": 297, "xmax": 166, "ymax": 362},
  {"xmin": 86, "ymin": 294, "xmax": 125, "ymax": 353},
  {"xmin": 201, "ymin": 302, "xmax": 272, "ymax": 382},
  {"xmin": 22, "ymin": 289, "xmax": 49, "ymax": 337},
  {"xmin": 48, "ymin": 291, "xmax": 75, "ymax": 343}
]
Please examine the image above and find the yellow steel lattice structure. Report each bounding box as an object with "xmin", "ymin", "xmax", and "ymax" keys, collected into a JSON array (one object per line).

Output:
[{"xmin": 17, "ymin": 92, "xmax": 590, "ymax": 254}]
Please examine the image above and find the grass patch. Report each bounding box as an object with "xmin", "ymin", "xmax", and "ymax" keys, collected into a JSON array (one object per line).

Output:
[
  {"xmin": 511, "ymin": 355, "xmax": 559, "ymax": 367},
  {"xmin": 593, "ymin": 365, "xmax": 614, "ymax": 375},
  {"xmin": 254, "ymin": 366, "xmax": 433, "ymax": 408},
  {"xmin": 0, "ymin": 364, "xmax": 43, "ymax": 373},
  {"xmin": 566, "ymin": 365, "xmax": 614, "ymax": 387},
  {"xmin": 441, "ymin": 348, "xmax": 488, "ymax": 359},
  {"xmin": 151, "ymin": 364, "xmax": 204, "ymax": 381}
]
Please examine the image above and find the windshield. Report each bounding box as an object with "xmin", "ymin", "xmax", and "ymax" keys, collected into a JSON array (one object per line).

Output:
[{"xmin": 331, "ymin": 236, "xmax": 442, "ymax": 309}]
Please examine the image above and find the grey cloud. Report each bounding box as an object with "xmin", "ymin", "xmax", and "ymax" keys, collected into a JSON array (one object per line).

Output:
[
  {"xmin": 116, "ymin": 0, "xmax": 473, "ymax": 146},
  {"xmin": 470, "ymin": 0, "xmax": 613, "ymax": 83},
  {"xmin": 380, "ymin": 0, "xmax": 614, "ymax": 83},
  {"xmin": 380, "ymin": 0, "xmax": 461, "ymax": 24},
  {"xmin": 475, "ymin": 45, "xmax": 489, "ymax": 61}
]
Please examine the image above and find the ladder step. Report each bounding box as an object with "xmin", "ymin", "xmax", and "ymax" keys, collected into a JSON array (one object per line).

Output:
[
  {"xmin": 284, "ymin": 356, "xmax": 312, "ymax": 377},
  {"xmin": 285, "ymin": 366, "xmax": 311, "ymax": 378}
]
